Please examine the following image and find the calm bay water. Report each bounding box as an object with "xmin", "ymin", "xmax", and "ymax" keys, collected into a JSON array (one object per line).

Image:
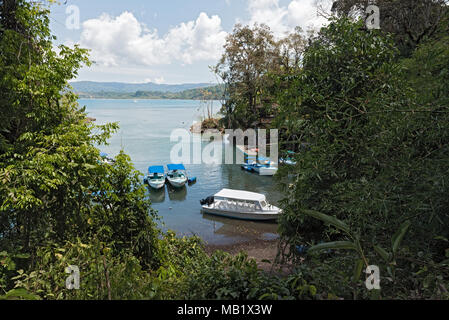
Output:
[{"xmin": 80, "ymin": 99, "xmax": 282, "ymax": 245}]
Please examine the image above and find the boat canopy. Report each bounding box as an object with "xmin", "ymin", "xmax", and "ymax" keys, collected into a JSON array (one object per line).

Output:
[
  {"xmin": 167, "ymin": 164, "xmax": 186, "ymax": 171},
  {"xmin": 100, "ymin": 152, "xmax": 109, "ymax": 158},
  {"xmin": 246, "ymin": 156, "xmax": 270, "ymax": 161},
  {"xmin": 149, "ymin": 166, "xmax": 165, "ymax": 174},
  {"xmin": 214, "ymin": 189, "xmax": 266, "ymax": 202}
]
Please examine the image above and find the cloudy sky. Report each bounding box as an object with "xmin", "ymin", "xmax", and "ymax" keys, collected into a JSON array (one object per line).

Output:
[{"xmin": 50, "ymin": 0, "xmax": 331, "ymax": 84}]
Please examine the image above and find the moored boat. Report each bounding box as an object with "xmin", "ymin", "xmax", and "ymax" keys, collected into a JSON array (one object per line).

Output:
[
  {"xmin": 241, "ymin": 156, "xmax": 278, "ymax": 176},
  {"xmin": 200, "ymin": 188, "xmax": 282, "ymax": 221},
  {"xmin": 145, "ymin": 166, "xmax": 166, "ymax": 189},
  {"xmin": 252, "ymin": 162, "xmax": 278, "ymax": 176},
  {"xmin": 279, "ymin": 151, "xmax": 297, "ymax": 166},
  {"xmin": 166, "ymin": 164, "xmax": 188, "ymax": 188},
  {"xmin": 100, "ymin": 152, "xmax": 115, "ymax": 165}
]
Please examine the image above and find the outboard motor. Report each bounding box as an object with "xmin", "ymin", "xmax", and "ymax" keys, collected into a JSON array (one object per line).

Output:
[
  {"xmin": 207, "ymin": 196, "xmax": 214, "ymax": 206},
  {"xmin": 200, "ymin": 196, "xmax": 214, "ymax": 206}
]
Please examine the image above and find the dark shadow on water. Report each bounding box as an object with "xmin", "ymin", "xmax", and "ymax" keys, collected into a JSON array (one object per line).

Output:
[
  {"xmin": 147, "ymin": 185, "xmax": 166, "ymax": 203},
  {"xmin": 201, "ymin": 212, "xmax": 279, "ymax": 239},
  {"xmin": 167, "ymin": 184, "xmax": 187, "ymax": 201}
]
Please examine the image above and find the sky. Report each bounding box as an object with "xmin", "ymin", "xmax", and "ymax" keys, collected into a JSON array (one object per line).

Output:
[{"xmin": 49, "ymin": 0, "xmax": 332, "ymax": 84}]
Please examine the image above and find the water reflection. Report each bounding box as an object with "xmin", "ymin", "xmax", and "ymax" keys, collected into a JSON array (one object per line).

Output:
[
  {"xmin": 167, "ymin": 184, "xmax": 187, "ymax": 201},
  {"xmin": 202, "ymin": 213, "xmax": 279, "ymax": 240},
  {"xmin": 147, "ymin": 187, "xmax": 166, "ymax": 203}
]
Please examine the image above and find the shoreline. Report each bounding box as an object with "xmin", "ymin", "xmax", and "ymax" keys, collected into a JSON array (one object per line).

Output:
[
  {"xmin": 76, "ymin": 97, "xmax": 221, "ymax": 101},
  {"xmin": 204, "ymin": 239, "xmax": 293, "ymax": 274}
]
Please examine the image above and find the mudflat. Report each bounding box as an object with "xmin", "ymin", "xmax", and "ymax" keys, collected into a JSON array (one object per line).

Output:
[{"xmin": 204, "ymin": 239, "xmax": 293, "ymax": 274}]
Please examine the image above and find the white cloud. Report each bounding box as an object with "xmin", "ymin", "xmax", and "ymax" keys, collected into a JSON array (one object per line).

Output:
[
  {"xmin": 153, "ymin": 76, "xmax": 165, "ymax": 84},
  {"xmin": 247, "ymin": 0, "xmax": 289, "ymax": 35},
  {"xmin": 80, "ymin": 11, "xmax": 227, "ymax": 67},
  {"xmin": 246, "ymin": 0, "xmax": 330, "ymax": 37},
  {"xmin": 287, "ymin": 0, "xmax": 330, "ymax": 31},
  {"xmin": 70, "ymin": 1, "xmax": 333, "ymax": 83}
]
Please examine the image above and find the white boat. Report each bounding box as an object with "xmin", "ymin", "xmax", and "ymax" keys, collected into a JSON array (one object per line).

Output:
[
  {"xmin": 241, "ymin": 157, "xmax": 278, "ymax": 176},
  {"xmin": 279, "ymin": 151, "xmax": 297, "ymax": 166},
  {"xmin": 145, "ymin": 166, "xmax": 166, "ymax": 189},
  {"xmin": 100, "ymin": 152, "xmax": 115, "ymax": 165},
  {"xmin": 166, "ymin": 164, "xmax": 188, "ymax": 188},
  {"xmin": 252, "ymin": 163, "xmax": 278, "ymax": 176},
  {"xmin": 280, "ymin": 158, "xmax": 297, "ymax": 165},
  {"xmin": 200, "ymin": 189, "xmax": 282, "ymax": 221}
]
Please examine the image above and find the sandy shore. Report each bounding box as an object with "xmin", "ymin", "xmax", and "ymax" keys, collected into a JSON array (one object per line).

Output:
[{"xmin": 204, "ymin": 239, "xmax": 293, "ymax": 274}]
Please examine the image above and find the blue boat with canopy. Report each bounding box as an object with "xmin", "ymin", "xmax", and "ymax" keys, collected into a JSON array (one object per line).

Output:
[
  {"xmin": 166, "ymin": 164, "xmax": 188, "ymax": 188},
  {"xmin": 99, "ymin": 152, "xmax": 115, "ymax": 165},
  {"xmin": 145, "ymin": 165, "xmax": 166, "ymax": 189}
]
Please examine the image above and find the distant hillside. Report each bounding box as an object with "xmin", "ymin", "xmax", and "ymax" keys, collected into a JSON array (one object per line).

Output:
[
  {"xmin": 70, "ymin": 81, "xmax": 213, "ymax": 94},
  {"xmin": 75, "ymin": 85, "xmax": 226, "ymax": 100}
]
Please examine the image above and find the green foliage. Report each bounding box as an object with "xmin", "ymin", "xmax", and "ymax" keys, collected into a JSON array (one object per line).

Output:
[
  {"xmin": 11, "ymin": 238, "xmax": 157, "ymax": 300},
  {"xmin": 331, "ymin": 0, "xmax": 449, "ymax": 57},
  {"xmin": 214, "ymin": 24, "xmax": 304, "ymax": 129},
  {"xmin": 89, "ymin": 151, "xmax": 160, "ymax": 266},
  {"xmin": 0, "ymin": 250, "xmax": 29, "ymax": 293},
  {"xmin": 0, "ymin": 0, "xmax": 160, "ymax": 299},
  {"xmin": 152, "ymin": 232, "xmax": 321, "ymax": 300},
  {"xmin": 275, "ymin": 16, "xmax": 449, "ymax": 299}
]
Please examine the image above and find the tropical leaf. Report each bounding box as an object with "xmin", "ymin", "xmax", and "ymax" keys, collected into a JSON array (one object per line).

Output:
[
  {"xmin": 352, "ymin": 258, "xmax": 364, "ymax": 283},
  {"xmin": 391, "ymin": 221, "xmax": 411, "ymax": 254},
  {"xmin": 373, "ymin": 245, "xmax": 391, "ymax": 262},
  {"xmin": 302, "ymin": 209, "xmax": 350, "ymax": 234},
  {"xmin": 308, "ymin": 241, "xmax": 357, "ymax": 252},
  {"xmin": 0, "ymin": 289, "xmax": 41, "ymax": 300}
]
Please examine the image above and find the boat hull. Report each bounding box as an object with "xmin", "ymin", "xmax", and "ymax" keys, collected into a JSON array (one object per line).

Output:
[
  {"xmin": 241, "ymin": 164, "xmax": 254, "ymax": 172},
  {"xmin": 201, "ymin": 206, "xmax": 280, "ymax": 221},
  {"xmin": 253, "ymin": 166, "xmax": 278, "ymax": 176},
  {"xmin": 167, "ymin": 177, "xmax": 187, "ymax": 188},
  {"xmin": 148, "ymin": 179, "xmax": 165, "ymax": 190},
  {"xmin": 241, "ymin": 163, "xmax": 278, "ymax": 176}
]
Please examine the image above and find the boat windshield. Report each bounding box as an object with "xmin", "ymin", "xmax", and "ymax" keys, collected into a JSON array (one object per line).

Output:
[
  {"xmin": 170, "ymin": 171, "xmax": 185, "ymax": 178},
  {"xmin": 217, "ymin": 199, "xmax": 260, "ymax": 211},
  {"xmin": 260, "ymin": 201, "xmax": 267, "ymax": 207}
]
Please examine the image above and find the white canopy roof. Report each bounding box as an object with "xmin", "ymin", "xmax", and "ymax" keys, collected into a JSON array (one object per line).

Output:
[{"xmin": 214, "ymin": 189, "xmax": 266, "ymax": 202}]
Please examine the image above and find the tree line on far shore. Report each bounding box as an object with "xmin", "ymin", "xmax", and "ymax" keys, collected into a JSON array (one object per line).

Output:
[{"xmin": 75, "ymin": 85, "xmax": 225, "ymax": 100}]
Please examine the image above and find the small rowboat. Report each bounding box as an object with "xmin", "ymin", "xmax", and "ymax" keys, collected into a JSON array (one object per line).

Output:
[
  {"xmin": 166, "ymin": 164, "xmax": 188, "ymax": 188},
  {"xmin": 100, "ymin": 152, "xmax": 115, "ymax": 165},
  {"xmin": 145, "ymin": 166, "xmax": 166, "ymax": 189}
]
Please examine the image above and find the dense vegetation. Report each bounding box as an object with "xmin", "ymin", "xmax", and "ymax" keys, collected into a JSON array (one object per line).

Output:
[
  {"xmin": 214, "ymin": 24, "xmax": 305, "ymax": 129},
  {"xmin": 1, "ymin": 0, "xmax": 448, "ymax": 300},
  {"xmin": 215, "ymin": 0, "xmax": 449, "ymax": 299},
  {"xmin": 0, "ymin": 0, "xmax": 312, "ymax": 301},
  {"xmin": 75, "ymin": 85, "xmax": 225, "ymax": 100}
]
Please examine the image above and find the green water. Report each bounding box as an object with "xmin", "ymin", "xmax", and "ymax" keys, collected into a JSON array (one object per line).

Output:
[{"xmin": 81, "ymin": 99, "xmax": 282, "ymax": 245}]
